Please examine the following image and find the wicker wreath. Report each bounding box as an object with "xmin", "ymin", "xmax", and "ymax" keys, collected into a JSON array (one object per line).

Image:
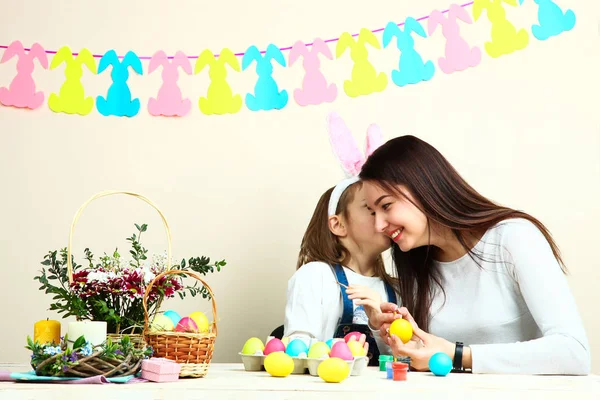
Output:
[{"xmin": 34, "ymin": 348, "xmax": 143, "ymax": 378}]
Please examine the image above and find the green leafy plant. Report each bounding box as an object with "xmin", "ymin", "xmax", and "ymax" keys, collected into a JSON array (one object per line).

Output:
[{"xmin": 34, "ymin": 223, "xmax": 226, "ymax": 334}]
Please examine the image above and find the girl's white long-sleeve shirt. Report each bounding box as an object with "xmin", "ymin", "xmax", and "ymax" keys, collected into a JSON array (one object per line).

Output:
[{"xmin": 283, "ymin": 262, "xmax": 394, "ymax": 346}]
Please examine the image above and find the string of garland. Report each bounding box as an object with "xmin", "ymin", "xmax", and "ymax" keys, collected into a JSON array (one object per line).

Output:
[{"xmin": 0, "ymin": 0, "xmax": 576, "ymax": 117}]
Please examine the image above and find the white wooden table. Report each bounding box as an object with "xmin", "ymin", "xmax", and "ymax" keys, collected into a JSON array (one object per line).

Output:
[{"xmin": 1, "ymin": 363, "xmax": 599, "ymax": 399}]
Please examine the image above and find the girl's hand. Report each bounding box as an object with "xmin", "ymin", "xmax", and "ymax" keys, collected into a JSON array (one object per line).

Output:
[
  {"xmin": 346, "ymin": 284, "xmax": 382, "ymax": 311},
  {"xmin": 346, "ymin": 284, "xmax": 383, "ymax": 327},
  {"xmin": 347, "ymin": 333, "xmax": 369, "ymax": 354}
]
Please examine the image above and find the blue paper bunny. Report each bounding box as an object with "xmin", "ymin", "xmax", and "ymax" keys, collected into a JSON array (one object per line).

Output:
[
  {"xmin": 522, "ymin": 0, "xmax": 576, "ymax": 41},
  {"xmin": 96, "ymin": 50, "xmax": 143, "ymax": 117},
  {"xmin": 242, "ymin": 44, "xmax": 288, "ymax": 111},
  {"xmin": 383, "ymin": 18, "xmax": 435, "ymax": 87}
]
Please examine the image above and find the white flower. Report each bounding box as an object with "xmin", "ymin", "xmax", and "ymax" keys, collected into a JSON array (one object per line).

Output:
[
  {"xmin": 87, "ymin": 271, "xmax": 109, "ymax": 283},
  {"xmin": 142, "ymin": 266, "xmax": 156, "ymax": 284}
]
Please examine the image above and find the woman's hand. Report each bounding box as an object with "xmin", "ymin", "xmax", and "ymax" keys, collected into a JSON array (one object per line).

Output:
[
  {"xmin": 369, "ymin": 302, "xmax": 405, "ymax": 332},
  {"xmin": 383, "ymin": 307, "xmax": 456, "ymax": 371}
]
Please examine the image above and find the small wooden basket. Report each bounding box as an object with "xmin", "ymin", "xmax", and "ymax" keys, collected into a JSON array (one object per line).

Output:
[
  {"xmin": 143, "ymin": 270, "xmax": 218, "ymax": 378},
  {"xmin": 107, "ymin": 333, "xmax": 146, "ymax": 351},
  {"xmin": 66, "ymin": 190, "xmax": 176, "ymax": 350}
]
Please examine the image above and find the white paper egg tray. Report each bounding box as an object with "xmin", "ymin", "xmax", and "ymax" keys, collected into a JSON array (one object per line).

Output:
[{"xmin": 239, "ymin": 353, "xmax": 369, "ymax": 376}]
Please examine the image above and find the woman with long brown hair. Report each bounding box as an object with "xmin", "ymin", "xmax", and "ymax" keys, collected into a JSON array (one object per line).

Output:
[{"xmin": 353, "ymin": 134, "xmax": 590, "ymax": 375}]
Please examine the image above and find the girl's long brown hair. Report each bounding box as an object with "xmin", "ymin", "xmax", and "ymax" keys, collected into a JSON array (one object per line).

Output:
[
  {"xmin": 296, "ymin": 183, "xmax": 398, "ymax": 293},
  {"xmin": 359, "ymin": 135, "xmax": 566, "ymax": 331}
]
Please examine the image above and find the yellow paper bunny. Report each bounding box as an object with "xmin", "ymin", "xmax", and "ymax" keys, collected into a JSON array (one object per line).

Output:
[
  {"xmin": 195, "ymin": 48, "xmax": 242, "ymax": 115},
  {"xmin": 48, "ymin": 46, "xmax": 97, "ymax": 115},
  {"xmin": 473, "ymin": 0, "xmax": 529, "ymax": 58},
  {"xmin": 336, "ymin": 28, "xmax": 388, "ymax": 98}
]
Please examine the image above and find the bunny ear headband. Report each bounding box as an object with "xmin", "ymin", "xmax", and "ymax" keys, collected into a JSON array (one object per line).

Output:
[{"xmin": 326, "ymin": 111, "xmax": 384, "ymax": 217}]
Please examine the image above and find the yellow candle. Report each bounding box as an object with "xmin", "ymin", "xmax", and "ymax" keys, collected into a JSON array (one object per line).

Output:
[{"xmin": 34, "ymin": 319, "xmax": 61, "ymax": 345}]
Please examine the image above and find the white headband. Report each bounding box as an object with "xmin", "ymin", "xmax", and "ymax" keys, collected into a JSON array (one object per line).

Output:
[{"xmin": 328, "ymin": 176, "xmax": 360, "ymax": 217}]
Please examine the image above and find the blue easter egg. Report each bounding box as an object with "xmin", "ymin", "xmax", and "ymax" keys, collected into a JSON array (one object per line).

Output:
[
  {"xmin": 428, "ymin": 352, "xmax": 453, "ymax": 376},
  {"xmin": 163, "ymin": 310, "xmax": 182, "ymax": 327},
  {"xmin": 325, "ymin": 339, "xmax": 335, "ymax": 349},
  {"xmin": 285, "ymin": 339, "xmax": 308, "ymax": 357}
]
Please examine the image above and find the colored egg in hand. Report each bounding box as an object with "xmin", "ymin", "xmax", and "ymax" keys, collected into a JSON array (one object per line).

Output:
[
  {"xmin": 389, "ymin": 318, "xmax": 413, "ymax": 343},
  {"xmin": 347, "ymin": 340, "xmax": 366, "ymax": 357},
  {"xmin": 285, "ymin": 339, "xmax": 308, "ymax": 357},
  {"xmin": 264, "ymin": 352, "xmax": 294, "ymax": 377},
  {"xmin": 330, "ymin": 341, "xmax": 353, "ymax": 361},
  {"xmin": 264, "ymin": 338, "xmax": 286, "ymax": 355},
  {"xmin": 429, "ymin": 352, "xmax": 453, "ymax": 376},
  {"xmin": 317, "ymin": 357, "xmax": 350, "ymax": 383},
  {"xmin": 344, "ymin": 331, "xmax": 362, "ymax": 343}
]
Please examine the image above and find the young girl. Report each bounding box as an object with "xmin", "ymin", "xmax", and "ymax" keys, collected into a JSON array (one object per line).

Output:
[
  {"xmin": 283, "ymin": 178, "xmax": 397, "ymax": 365},
  {"xmin": 283, "ymin": 113, "xmax": 400, "ymax": 366},
  {"xmin": 352, "ymin": 134, "xmax": 591, "ymax": 375}
]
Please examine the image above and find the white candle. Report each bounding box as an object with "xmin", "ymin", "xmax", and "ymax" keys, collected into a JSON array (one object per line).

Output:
[{"xmin": 67, "ymin": 321, "xmax": 107, "ymax": 349}]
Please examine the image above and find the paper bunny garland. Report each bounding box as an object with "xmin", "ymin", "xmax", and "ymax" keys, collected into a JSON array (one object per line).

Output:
[{"xmin": 326, "ymin": 111, "xmax": 384, "ymax": 216}]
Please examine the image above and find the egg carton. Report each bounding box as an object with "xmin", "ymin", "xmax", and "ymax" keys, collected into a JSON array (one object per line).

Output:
[{"xmin": 239, "ymin": 353, "xmax": 369, "ymax": 376}]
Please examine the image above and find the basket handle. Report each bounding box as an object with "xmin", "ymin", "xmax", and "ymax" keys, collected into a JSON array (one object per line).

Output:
[
  {"xmin": 142, "ymin": 269, "xmax": 218, "ymax": 336},
  {"xmin": 67, "ymin": 190, "xmax": 173, "ymax": 284}
]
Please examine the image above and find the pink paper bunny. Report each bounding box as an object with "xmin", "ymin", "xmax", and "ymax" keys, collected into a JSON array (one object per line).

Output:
[
  {"xmin": 0, "ymin": 40, "xmax": 48, "ymax": 109},
  {"xmin": 289, "ymin": 39, "xmax": 337, "ymax": 106},
  {"xmin": 148, "ymin": 50, "xmax": 193, "ymax": 117},
  {"xmin": 326, "ymin": 111, "xmax": 384, "ymax": 177},
  {"xmin": 428, "ymin": 4, "xmax": 481, "ymax": 74}
]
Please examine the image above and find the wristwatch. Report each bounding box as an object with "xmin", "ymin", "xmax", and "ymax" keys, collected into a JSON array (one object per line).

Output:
[{"xmin": 452, "ymin": 342, "xmax": 466, "ymax": 372}]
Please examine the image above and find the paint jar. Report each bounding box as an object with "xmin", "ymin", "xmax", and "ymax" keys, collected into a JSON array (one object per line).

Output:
[
  {"xmin": 386, "ymin": 361, "xmax": 393, "ymax": 379},
  {"xmin": 392, "ymin": 362, "xmax": 409, "ymax": 381},
  {"xmin": 379, "ymin": 355, "xmax": 394, "ymax": 371}
]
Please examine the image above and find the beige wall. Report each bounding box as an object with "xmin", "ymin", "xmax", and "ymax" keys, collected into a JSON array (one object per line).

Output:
[{"xmin": 1, "ymin": 0, "xmax": 598, "ymax": 372}]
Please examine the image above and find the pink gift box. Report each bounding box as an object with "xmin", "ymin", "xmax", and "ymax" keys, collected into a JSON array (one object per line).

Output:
[{"xmin": 141, "ymin": 358, "xmax": 182, "ymax": 382}]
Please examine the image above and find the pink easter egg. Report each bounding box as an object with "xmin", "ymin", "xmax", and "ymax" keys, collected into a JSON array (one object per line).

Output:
[
  {"xmin": 263, "ymin": 338, "xmax": 286, "ymax": 355},
  {"xmin": 344, "ymin": 331, "xmax": 362, "ymax": 343},
  {"xmin": 175, "ymin": 317, "xmax": 199, "ymax": 333},
  {"xmin": 330, "ymin": 341, "xmax": 354, "ymax": 361}
]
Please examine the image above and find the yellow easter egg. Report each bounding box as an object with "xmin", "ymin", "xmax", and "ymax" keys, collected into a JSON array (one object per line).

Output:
[
  {"xmin": 389, "ymin": 318, "xmax": 413, "ymax": 344},
  {"xmin": 308, "ymin": 341, "xmax": 330, "ymax": 358},
  {"xmin": 317, "ymin": 357, "xmax": 350, "ymax": 383},
  {"xmin": 347, "ymin": 340, "xmax": 366, "ymax": 357},
  {"xmin": 150, "ymin": 314, "xmax": 175, "ymax": 332},
  {"xmin": 189, "ymin": 311, "xmax": 210, "ymax": 333},
  {"xmin": 281, "ymin": 336, "xmax": 290, "ymax": 347},
  {"xmin": 264, "ymin": 352, "xmax": 294, "ymax": 377}
]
